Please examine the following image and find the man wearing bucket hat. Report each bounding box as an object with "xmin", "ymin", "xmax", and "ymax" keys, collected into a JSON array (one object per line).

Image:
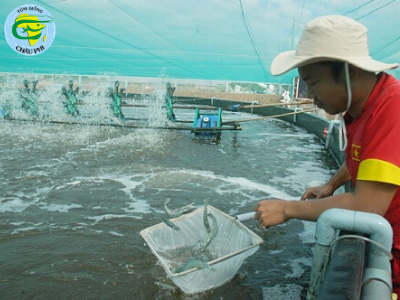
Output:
[{"xmin": 255, "ymin": 15, "xmax": 400, "ymax": 293}]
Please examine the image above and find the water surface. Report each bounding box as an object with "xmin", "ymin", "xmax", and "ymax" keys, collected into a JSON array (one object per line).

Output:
[{"xmin": 0, "ymin": 99, "xmax": 338, "ymax": 299}]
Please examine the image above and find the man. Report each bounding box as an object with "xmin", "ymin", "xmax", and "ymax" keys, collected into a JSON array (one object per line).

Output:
[{"xmin": 255, "ymin": 15, "xmax": 400, "ymax": 293}]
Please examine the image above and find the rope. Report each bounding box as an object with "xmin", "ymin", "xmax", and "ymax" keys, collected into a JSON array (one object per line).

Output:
[{"xmin": 338, "ymin": 62, "xmax": 352, "ymax": 152}]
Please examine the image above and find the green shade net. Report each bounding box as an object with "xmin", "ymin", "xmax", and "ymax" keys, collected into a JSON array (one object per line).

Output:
[{"xmin": 1, "ymin": 0, "xmax": 399, "ymax": 84}]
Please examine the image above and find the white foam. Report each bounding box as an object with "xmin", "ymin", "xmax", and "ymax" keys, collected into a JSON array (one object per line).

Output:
[
  {"xmin": 98, "ymin": 174, "xmax": 153, "ymax": 214},
  {"xmin": 109, "ymin": 231, "xmax": 124, "ymax": 237},
  {"xmin": 10, "ymin": 221, "xmax": 26, "ymax": 226},
  {"xmin": 269, "ymin": 160, "xmax": 334, "ymax": 195},
  {"xmin": 262, "ymin": 284, "xmax": 303, "ymax": 300},
  {"xmin": 169, "ymin": 169, "xmax": 295, "ymax": 199},
  {"xmin": 108, "ymin": 175, "xmax": 150, "ymax": 196},
  {"xmin": 86, "ymin": 214, "xmax": 142, "ymax": 223},
  {"xmin": 299, "ymin": 220, "xmax": 317, "ymax": 244},
  {"xmin": 254, "ymin": 132, "xmax": 311, "ymax": 138},
  {"xmin": 217, "ymin": 149, "xmax": 227, "ymax": 154},
  {"xmin": 307, "ymin": 180, "xmax": 327, "ymax": 188},
  {"xmin": 11, "ymin": 226, "xmax": 41, "ymax": 234},
  {"xmin": 55, "ymin": 177, "xmax": 105, "ymax": 190},
  {"xmin": 228, "ymin": 208, "xmax": 240, "ymax": 216},
  {"xmin": 97, "ymin": 170, "xmax": 297, "ymax": 217},
  {"xmin": 268, "ymin": 249, "xmax": 284, "ymax": 255},
  {"xmin": 0, "ymin": 197, "xmax": 39, "ymax": 213},
  {"xmin": 11, "ymin": 222, "xmax": 44, "ymax": 234},
  {"xmin": 123, "ymin": 199, "xmax": 151, "ymax": 214},
  {"xmin": 39, "ymin": 203, "xmax": 83, "ymax": 212},
  {"xmin": 284, "ymin": 257, "xmax": 312, "ymax": 279},
  {"xmin": 93, "ymin": 205, "xmax": 105, "ymax": 210}
]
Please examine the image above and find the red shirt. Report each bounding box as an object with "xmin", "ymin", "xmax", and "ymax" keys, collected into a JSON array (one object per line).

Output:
[{"xmin": 345, "ymin": 72, "xmax": 400, "ymax": 291}]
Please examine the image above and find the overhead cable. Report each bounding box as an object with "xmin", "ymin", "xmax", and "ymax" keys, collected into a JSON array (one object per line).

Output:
[
  {"xmin": 355, "ymin": 0, "xmax": 397, "ymax": 20},
  {"xmin": 372, "ymin": 35, "xmax": 400, "ymax": 55},
  {"xmin": 343, "ymin": 0, "xmax": 374, "ymax": 15},
  {"xmin": 238, "ymin": 0, "xmax": 269, "ymax": 81}
]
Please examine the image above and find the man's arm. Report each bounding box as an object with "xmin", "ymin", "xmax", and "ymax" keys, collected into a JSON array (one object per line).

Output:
[
  {"xmin": 301, "ymin": 162, "xmax": 352, "ymax": 200},
  {"xmin": 257, "ymin": 180, "xmax": 397, "ymax": 226}
]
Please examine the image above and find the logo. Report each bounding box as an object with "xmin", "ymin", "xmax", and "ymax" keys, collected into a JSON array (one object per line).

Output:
[
  {"xmin": 4, "ymin": 4, "xmax": 56, "ymax": 56},
  {"xmin": 351, "ymin": 143, "xmax": 361, "ymax": 161}
]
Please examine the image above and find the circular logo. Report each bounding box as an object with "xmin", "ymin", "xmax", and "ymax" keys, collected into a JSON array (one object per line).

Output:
[{"xmin": 4, "ymin": 4, "xmax": 56, "ymax": 56}]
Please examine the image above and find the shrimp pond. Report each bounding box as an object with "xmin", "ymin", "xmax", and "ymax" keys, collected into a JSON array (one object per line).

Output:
[{"xmin": 0, "ymin": 99, "xmax": 339, "ymax": 299}]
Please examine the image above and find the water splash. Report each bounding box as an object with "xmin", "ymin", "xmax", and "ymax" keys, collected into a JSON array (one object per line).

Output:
[{"xmin": 0, "ymin": 74, "xmax": 173, "ymax": 128}]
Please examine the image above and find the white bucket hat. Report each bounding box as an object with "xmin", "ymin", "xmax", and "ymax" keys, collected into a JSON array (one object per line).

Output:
[{"xmin": 271, "ymin": 15, "xmax": 398, "ymax": 75}]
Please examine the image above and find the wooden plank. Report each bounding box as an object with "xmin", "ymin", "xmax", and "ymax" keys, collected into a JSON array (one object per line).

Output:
[
  {"xmin": 221, "ymin": 108, "xmax": 318, "ymax": 124},
  {"xmin": 5, "ymin": 118, "xmax": 241, "ymax": 131}
]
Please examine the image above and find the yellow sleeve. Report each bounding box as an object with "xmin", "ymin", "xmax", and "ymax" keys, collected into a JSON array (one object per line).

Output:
[{"xmin": 358, "ymin": 159, "xmax": 400, "ymax": 186}]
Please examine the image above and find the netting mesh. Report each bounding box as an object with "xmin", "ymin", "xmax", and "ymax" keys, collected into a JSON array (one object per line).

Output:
[
  {"xmin": 140, "ymin": 206, "xmax": 263, "ymax": 294},
  {"xmin": 1, "ymin": 0, "xmax": 399, "ymax": 84}
]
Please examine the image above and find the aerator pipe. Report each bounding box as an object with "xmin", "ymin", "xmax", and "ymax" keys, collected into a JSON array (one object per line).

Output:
[
  {"xmin": 310, "ymin": 208, "xmax": 392, "ymax": 300},
  {"xmin": 324, "ymin": 120, "xmax": 340, "ymax": 149},
  {"xmin": 293, "ymin": 107, "xmax": 303, "ymax": 122}
]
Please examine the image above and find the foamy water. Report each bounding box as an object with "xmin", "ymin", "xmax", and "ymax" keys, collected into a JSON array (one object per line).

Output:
[{"xmin": 0, "ymin": 90, "xmax": 338, "ymax": 299}]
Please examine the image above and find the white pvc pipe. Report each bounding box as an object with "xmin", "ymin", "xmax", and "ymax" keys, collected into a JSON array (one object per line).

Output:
[
  {"xmin": 313, "ymin": 208, "xmax": 393, "ymax": 300},
  {"xmin": 293, "ymin": 107, "xmax": 303, "ymax": 123},
  {"xmin": 235, "ymin": 212, "xmax": 255, "ymax": 222},
  {"xmin": 325, "ymin": 120, "xmax": 340, "ymax": 149}
]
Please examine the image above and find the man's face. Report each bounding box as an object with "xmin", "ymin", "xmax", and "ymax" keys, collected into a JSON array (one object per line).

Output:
[{"xmin": 298, "ymin": 63, "xmax": 348, "ymax": 115}]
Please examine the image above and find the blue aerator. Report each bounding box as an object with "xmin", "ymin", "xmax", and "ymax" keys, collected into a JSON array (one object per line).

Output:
[{"xmin": 192, "ymin": 107, "xmax": 222, "ymax": 139}]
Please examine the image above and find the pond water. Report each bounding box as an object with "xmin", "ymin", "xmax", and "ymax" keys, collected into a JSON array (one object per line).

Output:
[{"xmin": 0, "ymin": 89, "xmax": 338, "ymax": 299}]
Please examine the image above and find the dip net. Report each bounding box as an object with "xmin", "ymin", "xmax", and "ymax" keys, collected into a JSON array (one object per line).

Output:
[{"xmin": 140, "ymin": 205, "xmax": 263, "ymax": 294}]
